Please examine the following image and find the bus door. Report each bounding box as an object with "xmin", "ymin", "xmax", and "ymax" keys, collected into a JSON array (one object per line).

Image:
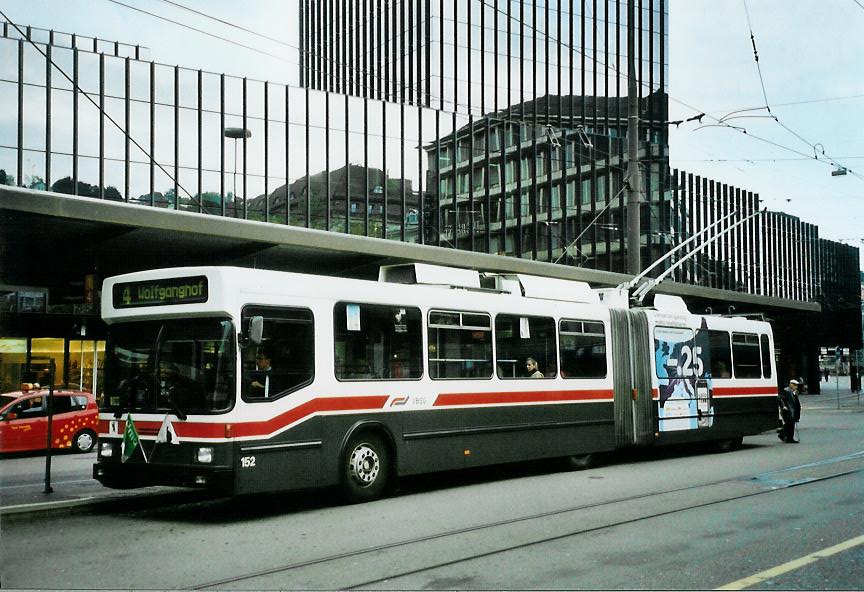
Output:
[{"xmin": 695, "ymin": 379, "xmax": 713, "ymax": 428}]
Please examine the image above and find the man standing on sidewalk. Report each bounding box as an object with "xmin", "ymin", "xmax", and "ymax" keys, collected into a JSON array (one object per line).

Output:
[{"xmin": 778, "ymin": 379, "xmax": 802, "ymax": 443}]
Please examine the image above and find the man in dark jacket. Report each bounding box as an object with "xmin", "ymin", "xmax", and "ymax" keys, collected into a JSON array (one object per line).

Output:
[{"xmin": 778, "ymin": 379, "xmax": 801, "ymax": 443}]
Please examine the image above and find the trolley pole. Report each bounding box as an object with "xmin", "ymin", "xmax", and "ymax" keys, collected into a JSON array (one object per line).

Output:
[
  {"xmin": 625, "ymin": 0, "xmax": 641, "ymax": 276},
  {"xmin": 43, "ymin": 360, "xmax": 55, "ymax": 494}
]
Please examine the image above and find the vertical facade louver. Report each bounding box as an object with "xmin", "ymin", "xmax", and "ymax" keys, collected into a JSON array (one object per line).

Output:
[{"xmin": 299, "ymin": 1, "xmax": 670, "ymax": 272}]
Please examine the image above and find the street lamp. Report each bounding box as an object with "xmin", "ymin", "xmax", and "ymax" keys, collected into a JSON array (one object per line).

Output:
[{"xmin": 224, "ymin": 127, "xmax": 252, "ymax": 215}]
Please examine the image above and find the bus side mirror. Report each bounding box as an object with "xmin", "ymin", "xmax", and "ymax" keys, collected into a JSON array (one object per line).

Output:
[
  {"xmin": 4, "ymin": 412, "xmax": 17, "ymax": 421},
  {"xmin": 248, "ymin": 316, "xmax": 264, "ymax": 345}
]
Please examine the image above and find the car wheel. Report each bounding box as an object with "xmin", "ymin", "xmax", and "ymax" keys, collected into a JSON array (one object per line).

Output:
[
  {"xmin": 341, "ymin": 433, "xmax": 390, "ymax": 503},
  {"xmin": 72, "ymin": 429, "xmax": 96, "ymax": 453}
]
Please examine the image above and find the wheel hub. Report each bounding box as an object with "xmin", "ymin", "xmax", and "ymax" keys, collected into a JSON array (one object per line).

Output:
[
  {"xmin": 76, "ymin": 432, "xmax": 94, "ymax": 451},
  {"xmin": 349, "ymin": 444, "xmax": 379, "ymax": 487}
]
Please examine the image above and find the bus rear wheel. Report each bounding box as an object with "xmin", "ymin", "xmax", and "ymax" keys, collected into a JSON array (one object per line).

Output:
[
  {"xmin": 716, "ymin": 436, "xmax": 743, "ymax": 452},
  {"xmin": 567, "ymin": 453, "xmax": 595, "ymax": 470},
  {"xmin": 341, "ymin": 434, "xmax": 390, "ymax": 503}
]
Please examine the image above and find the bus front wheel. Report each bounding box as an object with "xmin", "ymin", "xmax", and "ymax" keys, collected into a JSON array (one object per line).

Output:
[{"xmin": 341, "ymin": 434, "xmax": 390, "ymax": 503}]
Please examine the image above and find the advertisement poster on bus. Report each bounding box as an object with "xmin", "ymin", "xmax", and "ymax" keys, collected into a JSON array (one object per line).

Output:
[{"xmin": 655, "ymin": 327, "xmax": 713, "ymax": 431}]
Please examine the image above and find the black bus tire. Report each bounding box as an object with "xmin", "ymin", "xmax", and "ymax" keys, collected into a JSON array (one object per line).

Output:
[
  {"xmin": 567, "ymin": 453, "xmax": 595, "ymax": 470},
  {"xmin": 341, "ymin": 433, "xmax": 390, "ymax": 503},
  {"xmin": 72, "ymin": 429, "xmax": 97, "ymax": 453},
  {"xmin": 716, "ymin": 436, "xmax": 743, "ymax": 452}
]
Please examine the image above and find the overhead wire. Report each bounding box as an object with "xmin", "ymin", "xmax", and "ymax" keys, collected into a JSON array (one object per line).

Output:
[{"xmin": 738, "ymin": 0, "xmax": 861, "ymax": 182}]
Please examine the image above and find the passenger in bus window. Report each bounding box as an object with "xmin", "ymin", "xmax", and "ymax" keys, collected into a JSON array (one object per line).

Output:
[
  {"xmin": 250, "ymin": 346, "xmax": 273, "ymax": 397},
  {"xmin": 525, "ymin": 357, "xmax": 544, "ymax": 378},
  {"xmin": 712, "ymin": 360, "xmax": 731, "ymax": 378}
]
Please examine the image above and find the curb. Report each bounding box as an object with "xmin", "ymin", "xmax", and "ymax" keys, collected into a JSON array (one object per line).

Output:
[{"xmin": 1, "ymin": 488, "xmax": 215, "ymax": 519}]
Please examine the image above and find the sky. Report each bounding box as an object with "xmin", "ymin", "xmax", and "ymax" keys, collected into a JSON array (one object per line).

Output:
[
  {"xmin": 2, "ymin": 0, "xmax": 862, "ymax": 267},
  {"xmin": 668, "ymin": 0, "xmax": 864, "ymax": 267}
]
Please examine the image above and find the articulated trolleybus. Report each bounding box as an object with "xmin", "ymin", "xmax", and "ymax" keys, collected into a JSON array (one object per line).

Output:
[{"xmin": 93, "ymin": 264, "xmax": 778, "ymax": 501}]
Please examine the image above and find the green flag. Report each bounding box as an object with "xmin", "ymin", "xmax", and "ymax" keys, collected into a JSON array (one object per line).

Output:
[{"xmin": 121, "ymin": 414, "xmax": 140, "ymax": 463}]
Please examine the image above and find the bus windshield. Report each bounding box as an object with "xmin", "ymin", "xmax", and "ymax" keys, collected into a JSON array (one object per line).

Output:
[{"xmin": 102, "ymin": 318, "xmax": 235, "ymax": 415}]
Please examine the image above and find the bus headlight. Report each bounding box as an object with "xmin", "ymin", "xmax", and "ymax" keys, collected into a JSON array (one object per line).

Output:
[
  {"xmin": 196, "ymin": 447, "xmax": 214, "ymax": 464},
  {"xmin": 99, "ymin": 441, "xmax": 115, "ymax": 458}
]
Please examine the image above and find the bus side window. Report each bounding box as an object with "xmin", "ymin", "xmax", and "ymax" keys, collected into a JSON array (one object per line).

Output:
[
  {"xmin": 695, "ymin": 329, "xmax": 732, "ymax": 379},
  {"xmin": 559, "ymin": 320, "xmax": 606, "ymax": 379},
  {"xmin": 732, "ymin": 333, "xmax": 761, "ymax": 378},
  {"xmin": 428, "ymin": 310, "xmax": 492, "ymax": 380},
  {"xmin": 760, "ymin": 334, "xmax": 772, "ymax": 378},
  {"xmin": 334, "ymin": 303, "xmax": 423, "ymax": 381},
  {"xmin": 495, "ymin": 314, "xmax": 557, "ymax": 379},
  {"xmin": 241, "ymin": 306, "xmax": 315, "ymax": 401}
]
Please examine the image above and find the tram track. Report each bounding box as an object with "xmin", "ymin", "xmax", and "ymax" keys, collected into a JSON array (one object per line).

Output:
[{"xmin": 190, "ymin": 450, "xmax": 864, "ymax": 590}]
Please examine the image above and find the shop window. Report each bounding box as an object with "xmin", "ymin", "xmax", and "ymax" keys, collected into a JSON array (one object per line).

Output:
[
  {"xmin": 30, "ymin": 338, "xmax": 65, "ymax": 388},
  {"xmin": 68, "ymin": 340, "xmax": 105, "ymax": 394},
  {"xmin": 0, "ymin": 338, "xmax": 27, "ymax": 393}
]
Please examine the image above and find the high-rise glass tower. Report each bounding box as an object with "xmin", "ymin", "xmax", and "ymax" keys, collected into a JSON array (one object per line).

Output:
[{"xmin": 300, "ymin": 0, "xmax": 670, "ymax": 271}]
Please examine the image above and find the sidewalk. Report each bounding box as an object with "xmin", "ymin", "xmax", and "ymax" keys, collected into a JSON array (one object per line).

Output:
[
  {"xmin": 802, "ymin": 374, "xmax": 864, "ymax": 411},
  {"xmin": 0, "ymin": 452, "xmax": 208, "ymax": 517},
  {"xmin": 0, "ymin": 475, "xmax": 202, "ymax": 517}
]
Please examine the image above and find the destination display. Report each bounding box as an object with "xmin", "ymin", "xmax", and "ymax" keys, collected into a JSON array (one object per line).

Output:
[{"xmin": 113, "ymin": 276, "xmax": 208, "ymax": 308}]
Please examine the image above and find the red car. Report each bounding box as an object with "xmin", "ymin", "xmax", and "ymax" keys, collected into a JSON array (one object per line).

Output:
[{"xmin": 0, "ymin": 387, "xmax": 99, "ymax": 454}]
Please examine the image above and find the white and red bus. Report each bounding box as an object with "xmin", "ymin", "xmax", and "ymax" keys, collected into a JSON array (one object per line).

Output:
[{"xmin": 92, "ymin": 264, "xmax": 778, "ymax": 501}]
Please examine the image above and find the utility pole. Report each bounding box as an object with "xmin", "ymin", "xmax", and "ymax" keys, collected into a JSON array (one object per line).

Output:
[{"xmin": 626, "ymin": 0, "xmax": 641, "ymax": 275}]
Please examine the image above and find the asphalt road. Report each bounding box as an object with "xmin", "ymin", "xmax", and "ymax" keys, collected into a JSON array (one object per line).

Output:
[{"xmin": 1, "ymin": 390, "xmax": 862, "ymax": 590}]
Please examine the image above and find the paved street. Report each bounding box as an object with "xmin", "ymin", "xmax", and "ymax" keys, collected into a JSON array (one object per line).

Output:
[{"xmin": 2, "ymin": 381, "xmax": 862, "ymax": 590}]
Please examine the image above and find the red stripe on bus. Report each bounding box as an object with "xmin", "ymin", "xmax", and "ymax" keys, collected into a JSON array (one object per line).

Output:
[
  {"xmin": 712, "ymin": 386, "xmax": 777, "ymax": 396},
  {"xmin": 433, "ymin": 389, "xmax": 614, "ymax": 407},
  {"xmin": 100, "ymin": 395, "xmax": 390, "ymax": 439}
]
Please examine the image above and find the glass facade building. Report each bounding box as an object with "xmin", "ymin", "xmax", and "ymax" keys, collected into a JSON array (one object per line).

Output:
[
  {"xmin": 302, "ymin": 0, "xmax": 670, "ymax": 270},
  {"xmin": 0, "ymin": 12, "xmax": 857, "ymax": 306},
  {"xmin": 0, "ymin": 10, "xmax": 861, "ymax": 395}
]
